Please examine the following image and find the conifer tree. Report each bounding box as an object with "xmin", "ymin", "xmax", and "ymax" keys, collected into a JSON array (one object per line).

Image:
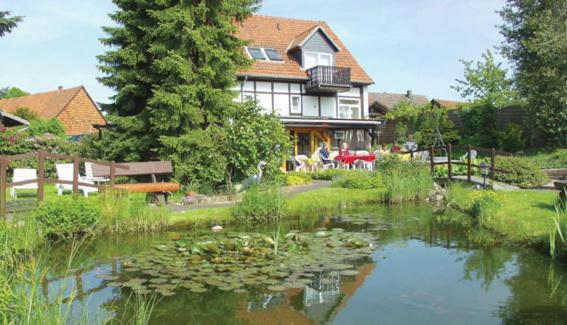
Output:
[{"xmin": 98, "ymin": 0, "xmax": 262, "ymax": 187}]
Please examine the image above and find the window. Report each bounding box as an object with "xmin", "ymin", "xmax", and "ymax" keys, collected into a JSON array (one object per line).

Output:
[
  {"xmin": 338, "ymin": 98, "xmax": 360, "ymax": 119},
  {"xmin": 247, "ymin": 47, "xmax": 267, "ymax": 60},
  {"xmin": 304, "ymin": 52, "xmax": 333, "ymax": 69},
  {"xmin": 264, "ymin": 49, "xmax": 283, "ymax": 61},
  {"xmin": 290, "ymin": 95, "xmax": 301, "ymax": 114}
]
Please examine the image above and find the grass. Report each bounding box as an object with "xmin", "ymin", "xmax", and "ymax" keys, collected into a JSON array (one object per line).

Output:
[
  {"xmin": 446, "ymin": 183, "xmax": 559, "ymax": 244},
  {"xmin": 517, "ymin": 148, "xmax": 567, "ymax": 169}
]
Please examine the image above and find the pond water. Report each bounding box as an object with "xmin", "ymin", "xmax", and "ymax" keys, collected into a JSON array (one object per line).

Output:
[{"xmin": 45, "ymin": 204, "xmax": 567, "ymax": 324}]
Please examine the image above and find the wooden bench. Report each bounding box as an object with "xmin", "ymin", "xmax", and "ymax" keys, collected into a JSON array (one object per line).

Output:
[{"xmin": 92, "ymin": 161, "xmax": 180, "ymax": 204}]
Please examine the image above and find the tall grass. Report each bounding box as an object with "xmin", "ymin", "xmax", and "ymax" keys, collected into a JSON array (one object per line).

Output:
[
  {"xmin": 550, "ymin": 197, "xmax": 567, "ymax": 259},
  {"xmin": 232, "ymin": 185, "xmax": 285, "ymax": 223},
  {"xmin": 381, "ymin": 162, "xmax": 433, "ymax": 203},
  {"xmin": 98, "ymin": 190, "xmax": 169, "ymax": 234}
]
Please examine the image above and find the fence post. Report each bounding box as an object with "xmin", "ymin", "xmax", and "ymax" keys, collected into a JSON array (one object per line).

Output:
[
  {"xmin": 410, "ymin": 150, "xmax": 414, "ymax": 160},
  {"xmin": 429, "ymin": 145, "xmax": 435, "ymax": 174},
  {"xmin": 467, "ymin": 145, "xmax": 472, "ymax": 182},
  {"xmin": 0, "ymin": 157, "xmax": 6, "ymax": 220},
  {"xmin": 38, "ymin": 151, "xmax": 45, "ymax": 202},
  {"xmin": 447, "ymin": 144, "xmax": 452, "ymax": 180},
  {"xmin": 73, "ymin": 156, "xmax": 79, "ymax": 198},
  {"xmin": 110, "ymin": 161, "xmax": 116, "ymax": 188},
  {"xmin": 491, "ymin": 148, "xmax": 496, "ymax": 183}
]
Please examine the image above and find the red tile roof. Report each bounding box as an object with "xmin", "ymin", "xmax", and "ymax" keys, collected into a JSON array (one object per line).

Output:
[
  {"xmin": 236, "ymin": 15, "xmax": 373, "ymax": 85},
  {"xmin": 0, "ymin": 86, "xmax": 83, "ymax": 119}
]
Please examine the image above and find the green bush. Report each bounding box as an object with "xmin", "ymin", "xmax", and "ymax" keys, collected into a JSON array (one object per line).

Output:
[
  {"xmin": 466, "ymin": 189, "xmax": 502, "ymax": 219},
  {"xmin": 233, "ymin": 185, "xmax": 285, "ymax": 223},
  {"xmin": 332, "ymin": 171, "xmax": 383, "ymax": 190},
  {"xmin": 498, "ymin": 123, "xmax": 525, "ymax": 152},
  {"xmin": 495, "ymin": 156, "xmax": 549, "ymax": 188},
  {"xmin": 310, "ymin": 169, "xmax": 349, "ymax": 181},
  {"xmin": 34, "ymin": 197, "xmax": 100, "ymax": 239},
  {"xmin": 28, "ymin": 119, "xmax": 65, "ymax": 137},
  {"xmin": 286, "ymin": 173, "xmax": 312, "ymax": 186}
]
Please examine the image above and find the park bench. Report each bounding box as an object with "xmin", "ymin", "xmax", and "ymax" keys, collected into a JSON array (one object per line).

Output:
[{"xmin": 92, "ymin": 161, "xmax": 180, "ymax": 204}]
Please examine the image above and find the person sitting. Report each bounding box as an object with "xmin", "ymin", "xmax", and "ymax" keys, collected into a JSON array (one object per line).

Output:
[
  {"xmin": 404, "ymin": 134, "xmax": 418, "ymax": 152},
  {"xmin": 339, "ymin": 142, "xmax": 350, "ymax": 156},
  {"xmin": 391, "ymin": 143, "xmax": 401, "ymax": 153}
]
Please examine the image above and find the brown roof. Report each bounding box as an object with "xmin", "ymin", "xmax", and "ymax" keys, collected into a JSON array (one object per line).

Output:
[
  {"xmin": 0, "ymin": 86, "xmax": 84, "ymax": 119},
  {"xmin": 236, "ymin": 15, "xmax": 373, "ymax": 84},
  {"xmin": 369, "ymin": 91, "xmax": 429, "ymax": 111},
  {"xmin": 431, "ymin": 99, "xmax": 463, "ymax": 109}
]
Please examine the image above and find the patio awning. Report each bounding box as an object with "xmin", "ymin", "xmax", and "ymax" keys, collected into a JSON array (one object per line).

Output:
[
  {"xmin": 280, "ymin": 117, "xmax": 383, "ymax": 129},
  {"xmin": 0, "ymin": 110, "xmax": 30, "ymax": 127}
]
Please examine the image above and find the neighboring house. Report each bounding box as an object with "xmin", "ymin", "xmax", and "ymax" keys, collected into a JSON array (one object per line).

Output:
[
  {"xmin": 0, "ymin": 110, "xmax": 29, "ymax": 128},
  {"xmin": 431, "ymin": 99, "xmax": 463, "ymax": 109},
  {"xmin": 368, "ymin": 90, "xmax": 429, "ymax": 144},
  {"xmin": 0, "ymin": 86, "xmax": 106, "ymax": 136},
  {"xmin": 234, "ymin": 15, "xmax": 381, "ymax": 155}
]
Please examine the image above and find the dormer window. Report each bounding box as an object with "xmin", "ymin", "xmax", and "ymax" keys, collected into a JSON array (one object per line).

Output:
[
  {"xmin": 304, "ymin": 52, "xmax": 333, "ymax": 69},
  {"xmin": 264, "ymin": 49, "xmax": 283, "ymax": 61},
  {"xmin": 247, "ymin": 47, "xmax": 267, "ymax": 60},
  {"xmin": 246, "ymin": 47, "xmax": 284, "ymax": 62}
]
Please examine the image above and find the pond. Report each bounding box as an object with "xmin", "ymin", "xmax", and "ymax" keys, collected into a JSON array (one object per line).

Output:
[{"xmin": 45, "ymin": 204, "xmax": 567, "ymax": 324}]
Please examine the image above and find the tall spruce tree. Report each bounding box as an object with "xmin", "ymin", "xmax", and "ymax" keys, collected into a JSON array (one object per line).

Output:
[
  {"xmin": 98, "ymin": 0, "xmax": 260, "ymax": 187},
  {"xmin": 499, "ymin": 0, "xmax": 567, "ymax": 146}
]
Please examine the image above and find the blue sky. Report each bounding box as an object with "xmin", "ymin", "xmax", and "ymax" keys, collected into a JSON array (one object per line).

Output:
[{"xmin": 0, "ymin": 0, "xmax": 506, "ymax": 104}]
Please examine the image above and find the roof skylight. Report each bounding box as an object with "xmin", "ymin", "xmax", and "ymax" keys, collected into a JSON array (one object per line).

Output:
[
  {"xmin": 247, "ymin": 47, "xmax": 267, "ymax": 61},
  {"xmin": 246, "ymin": 47, "xmax": 283, "ymax": 62},
  {"xmin": 264, "ymin": 49, "xmax": 283, "ymax": 61}
]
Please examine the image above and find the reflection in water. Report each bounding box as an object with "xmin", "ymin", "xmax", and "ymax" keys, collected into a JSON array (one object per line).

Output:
[{"xmin": 41, "ymin": 205, "xmax": 567, "ymax": 324}]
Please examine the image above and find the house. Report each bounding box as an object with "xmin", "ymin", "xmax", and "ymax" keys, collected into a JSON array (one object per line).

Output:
[
  {"xmin": 0, "ymin": 86, "xmax": 106, "ymax": 136},
  {"xmin": 0, "ymin": 110, "xmax": 29, "ymax": 128},
  {"xmin": 234, "ymin": 15, "xmax": 381, "ymax": 155},
  {"xmin": 368, "ymin": 90, "xmax": 429, "ymax": 144},
  {"xmin": 431, "ymin": 98, "xmax": 462, "ymax": 109}
]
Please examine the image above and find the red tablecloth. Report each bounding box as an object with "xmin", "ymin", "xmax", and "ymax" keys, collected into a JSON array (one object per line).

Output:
[{"xmin": 335, "ymin": 154, "xmax": 376, "ymax": 164}]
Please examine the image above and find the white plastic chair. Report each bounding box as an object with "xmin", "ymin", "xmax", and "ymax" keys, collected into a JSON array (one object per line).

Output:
[
  {"xmin": 355, "ymin": 150, "xmax": 373, "ymax": 171},
  {"xmin": 84, "ymin": 162, "xmax": 109, "ymax": 184},
  {"xmin": 10, "ymin": 168, "xmax": 38, "ymax": 199},
  {"xmin": 292, "ymin": 155, "xmax": 307, "ymax": 172},
  {"xmin": 318, "ymin": 151, "xmax": 334, "ymax": 170},
  {"xmin": 56, "ymin": 164, "xmax": 98, "ymax": 197}
]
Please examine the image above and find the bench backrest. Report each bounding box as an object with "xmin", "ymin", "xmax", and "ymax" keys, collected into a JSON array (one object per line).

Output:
[{"xmin": 92, "ymin": 161, "xmax": 173, "ymax": 178}]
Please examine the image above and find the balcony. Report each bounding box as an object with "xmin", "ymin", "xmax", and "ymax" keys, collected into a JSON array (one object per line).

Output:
[{"xmin": 305, "ymin": 65, "xmax": 351, "ymax": 94}]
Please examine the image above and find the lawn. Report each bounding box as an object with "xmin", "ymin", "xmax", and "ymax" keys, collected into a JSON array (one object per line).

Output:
[
  {"xmin": 483, "ymin": 190, "xmax": 559, "ymax": 242},
  {"xmin": 517, "ymin": 148, "xmax": 567, "ymax": 169}
]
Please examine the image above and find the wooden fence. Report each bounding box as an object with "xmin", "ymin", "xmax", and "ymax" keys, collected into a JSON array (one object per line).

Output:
[
  {"xmin": 0, "ymin": 151, "xmax": 129, "ymax": 219},
  {"xmin": 401, "ymin": 144, "xmax": 510, "ymax": 182}
]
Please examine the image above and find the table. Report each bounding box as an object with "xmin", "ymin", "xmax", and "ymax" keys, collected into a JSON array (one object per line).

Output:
[{"xmin": 335, "ymin": 154, "xmax": 376, "ymax": 168}]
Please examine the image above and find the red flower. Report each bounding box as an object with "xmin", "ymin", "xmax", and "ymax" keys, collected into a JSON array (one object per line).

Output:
[
  {"xmin": 0, "ymin": 126, "xmax": 6, "ymax": 132},
  {"xmin": 9, "ymin": 137, "xmax": 16, "ymax": 143}
]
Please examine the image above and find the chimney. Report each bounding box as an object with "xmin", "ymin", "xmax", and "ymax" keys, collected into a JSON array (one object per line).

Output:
[
  {"xmin": 57, "ymin": 86, "xmax": 63, "ymax": 91},
  {"xmin": 406, "ymin": 89, "xmax": 412, "ymax": 98},
  {"xmin": 276, "ymin": 22, "xmax": 280, "ymax": 31}
]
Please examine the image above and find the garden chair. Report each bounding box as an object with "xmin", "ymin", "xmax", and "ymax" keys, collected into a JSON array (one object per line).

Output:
[
  {"xmin": 292, "ymin": 155, "xmax": 307, "ymax": 172},
  {"xmin": 10, "ymin": 168, "xmax": 38, "ymax": 199},
  {"xmin": 84, "ymin": 162, "xmax": 109, "ymax": 184},
  {"xmin": 355, "ymin": 150, "xmax": 373, "ymax": 171},
  {"xmin": 460, "ymin": 150, "xmax": 478, "ymax": 162},
  {"xmin": 55, "ymin": 163, "xmax": 98, "ymax": 197},
  {"xmin": 318, "ymin": 151, "xmax": 334, "ymax": 170}
]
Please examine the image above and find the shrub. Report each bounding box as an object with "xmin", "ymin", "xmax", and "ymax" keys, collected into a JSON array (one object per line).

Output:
[
  {"xmin": 498, "ymin": 123, "xmax": 525, "ymax": 152},
  {"xmin": 34, "ymin": 197, "xmax": 100, "ymax": 239},
  {"xmin": 27, "ymin": 119, "xmax": 65, "ymax": 137},
  {"xmin": 286, "ymin": 174, "xmax": 311, "ymax": 186},
  {"xmin": 310, "ymin": 169, "xmax": 349, "ymax": 181},
  {"xmin": 466, "ymin": 190, "xmax": 502, "ymax": 219},
  {"xmin": 495, "ymin": 156, "xmax": 549, "ymax": 188},
  {"xmin": 332, "ymin": 170, "xmax": 383, "ymax": 190},
  {"xmin": 232, "ymin": 185, "xmax": 285, "ymax": 223}
]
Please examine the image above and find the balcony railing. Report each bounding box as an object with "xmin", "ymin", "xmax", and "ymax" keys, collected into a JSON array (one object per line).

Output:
[{"xmin": 305, "ymin": 65, "xmax": 351, "ymax": 92}]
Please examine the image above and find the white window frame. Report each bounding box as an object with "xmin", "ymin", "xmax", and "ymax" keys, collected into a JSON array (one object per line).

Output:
[
  {"xmin": 338, "ymin": 98, "xmax": 361, "ymax": 119},
  {"xmin": 304, "ymin": 51, "xmax": 334, "ymax": 69},
  {"xmin": 290, "ymin": 95, "xmax": 302, "ymax": 114}
]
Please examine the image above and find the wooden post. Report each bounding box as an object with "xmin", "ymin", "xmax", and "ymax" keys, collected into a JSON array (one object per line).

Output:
[
  {"xmin": 447, "ymin": 143, "xmax": 452, "ymax": 180},
  {"xmin": 72, "ymin": 156, "xmax": 79, "ymax": 198},
  {"xmin": 38, "ymin": 151, "xmax": 45, "ymax": 202},
  {"xmin": 110, "ymin": 161, "xmax": 116, "ymax": 188},
  {"xmin": 410, "ymin": 150, "xmax": 414, "ymax": 160},
  {"xmin": 491, "ymin": 148, "xmax": 496, "ymax": 182},
  {"xmin": 467, "ymin": 145, "xmax": 472, "ymax": 182},
  {"xmin": 429, "ymin": 145, "xmax": 435, "ymax": 174},
  {"xmin": 0, "ymin": 157, "xmax": 6, "ymax": 220}
]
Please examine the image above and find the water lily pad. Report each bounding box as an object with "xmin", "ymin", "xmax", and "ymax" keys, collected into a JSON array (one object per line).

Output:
[{"xmin": 340, "ymin": 270, "xmax": 359, "ymax": 276}]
